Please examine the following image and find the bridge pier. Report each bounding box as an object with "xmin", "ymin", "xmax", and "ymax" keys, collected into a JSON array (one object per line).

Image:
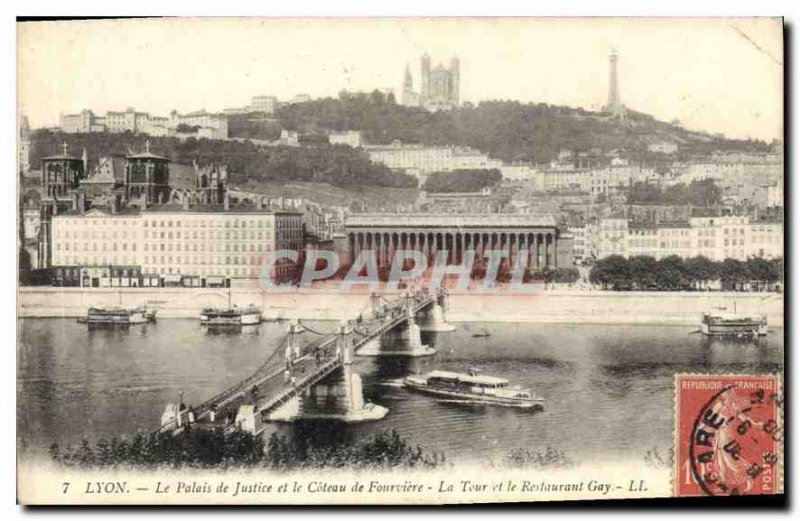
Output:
[
  {"xmin": 357, "ymin": 295, "xmax": 437, "ymax": 357},
  {"xmin": 267, "ymin": 321, "xmax": 388, "ymax": 423},
  {"xmin": 418, "ymin": 290, "xmax": 456, "ymax": 332}
]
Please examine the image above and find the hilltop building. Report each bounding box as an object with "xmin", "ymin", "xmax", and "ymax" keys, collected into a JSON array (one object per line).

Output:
[
  {"xmin": 60, "ymin": 107, "xmax": 228, "ymax": 139},
  {"xmin": 401, "ymin": 53, "xmax": 460, "ymax": 112}
]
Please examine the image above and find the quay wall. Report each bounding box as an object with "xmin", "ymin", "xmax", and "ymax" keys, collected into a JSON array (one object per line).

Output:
[{"xmin": 17, "ymin": 287, "xmax": 784, "ymax": 327}]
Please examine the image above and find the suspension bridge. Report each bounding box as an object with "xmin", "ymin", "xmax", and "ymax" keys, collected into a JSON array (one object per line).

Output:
[{"xmin": 157, "ymin": 288, "xmax": 452, "ymax": 435}]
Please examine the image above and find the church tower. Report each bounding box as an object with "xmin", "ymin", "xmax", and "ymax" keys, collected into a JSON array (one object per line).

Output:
[
  {"xmin": 449, "ymin": 56, "xmax": 460, "ymax": 105},
  {"xmin": 420, "ymin": 53, "xmax": 431, "ymax": 102}
]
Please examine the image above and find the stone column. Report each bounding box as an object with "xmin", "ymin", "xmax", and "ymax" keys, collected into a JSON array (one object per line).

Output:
[
  {"xmin": 545, "ymin": 234, "xmax": 552, "ymax": 268},
  {"xmin": 535, "ymin": 234, "xmax": 542, "ymax": 270}
]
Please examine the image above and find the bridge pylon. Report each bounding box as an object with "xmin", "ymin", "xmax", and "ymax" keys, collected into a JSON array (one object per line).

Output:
[
  {"xmin": 419, "ymin": 288, "xmax": 456, "ymax": 332},
  {"xmin": 268, "ymin": 320, "xmax": 388, "ymax": 423},
  {"xmin": 286, "ymin": 319, "xmax": 303, "ymax": 362}
]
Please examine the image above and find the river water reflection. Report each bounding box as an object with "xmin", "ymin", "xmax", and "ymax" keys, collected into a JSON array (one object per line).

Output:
[{"xmin": 17, "ymin": 318, "xmax": 783, "ymax": 465}]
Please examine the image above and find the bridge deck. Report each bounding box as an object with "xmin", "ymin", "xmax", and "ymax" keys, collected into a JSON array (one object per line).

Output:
[{"xmin": 157, "ymin": 292, "xmax": 436, "ymax": 434}]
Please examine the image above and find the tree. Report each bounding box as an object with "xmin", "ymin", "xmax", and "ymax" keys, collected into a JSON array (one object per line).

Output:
[
  {"xmin": 655, "ymin": 255, "xmax": 691, "ymax": 290},
  {"xmin": 627, "ymin": 255, "xmax": 657, "ymax": 290},
  {"xmin": 422, "ymin": 169, "xmax": 502, "ymax": 193},
  {"xmin": 746, "ymin": 257, "xmax": 774, "ymax": 291},
  {"xmin": 684, "ymin": 256, "xmax": 717, "ymax": 290},
  {"xmin": 589, "ymin": 255, "xmax": 630, "ymax": 290},
  {"xmin": 719, "ymin": 258, "xmax": 748, "ymax": 291}
]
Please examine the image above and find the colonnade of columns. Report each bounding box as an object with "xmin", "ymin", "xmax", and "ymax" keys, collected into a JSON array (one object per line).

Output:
[{"xmin": 347, "ymin": 229, "xmax": 558, "ymax": 270}]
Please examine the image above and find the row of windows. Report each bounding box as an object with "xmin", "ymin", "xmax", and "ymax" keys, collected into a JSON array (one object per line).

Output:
[
  {"xmin": 56, "ymin": 217, "xmax": 300, "ymax": 230},
  {"xmin": 143, "ymin": 243, "xmax": 270, "ymax": 253},
  {"xmin": 56, "ymin": 220, "xmax": 137, "ymax": 227},
  {"xmin": 55, "ymin": 255, "xmax": 137, "ymax": 265},
  {"xmin": 57, "ymin": 230, "xmax": 138, "ymax": 240},
  {"xmin": 143, "ymin": 219, "xmax": 275, "ymax": 229},
  {"xmin": 143, "ymin": 230, "xmax": 270, "ymax": 240},
  {"xmin": 723, "ymin": 239, "xmax": 746, "ymax": 247},
  {"xmin": 143, "ymin": 255, "xmax": 264, "ymax": 266},
  {"xmin": 55, "ymin": 242, "xmax": 137, "ymax": 252}
]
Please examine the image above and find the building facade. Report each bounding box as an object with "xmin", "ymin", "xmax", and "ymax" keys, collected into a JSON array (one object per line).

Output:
[
  {"xmin": 50, "ymin": 206, "xmax": 305, "ymax": 283},
  {"xmin": 586, "ymin": 214, "xmax": 783, "ymax": 262},
  {"xmin": 251, "ymin": 95, "xmax": 277, "ymax": 114},
  {"xmin": 345, "ymin": 213, "xmax": 569, "ymax": 270},
  {"xmin": 365, "ymin": 142, "xmax": 502, "ymax": 177},
  {"xmin": 60, "ymin": 107, "xmax": 229, "ymax": 139},
  {"xmin": 329, "ymin": 130, "xmax": 362, "ymax": 148}
]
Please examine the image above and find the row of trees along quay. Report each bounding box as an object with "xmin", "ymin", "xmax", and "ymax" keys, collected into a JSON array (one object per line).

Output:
[{"xmin": 589, "ymin": 255, "xmax": 783, "ymax": 292}]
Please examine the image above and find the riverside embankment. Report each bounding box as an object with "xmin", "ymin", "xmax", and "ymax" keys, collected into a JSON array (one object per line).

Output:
[{"xmin": 17, "ymin": 287, "xmax": 783, "ymax": 326}]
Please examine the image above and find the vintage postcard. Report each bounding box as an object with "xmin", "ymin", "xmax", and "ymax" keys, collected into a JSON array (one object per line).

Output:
[{"xmin": 16, "ymin": 17, "xmax": 784, "ymax": 505}]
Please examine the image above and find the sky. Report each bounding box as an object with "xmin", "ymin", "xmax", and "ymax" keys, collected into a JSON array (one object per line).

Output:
[{"xmin": 17, "ymin": 17, "xmax": 783, "ymax": 141}]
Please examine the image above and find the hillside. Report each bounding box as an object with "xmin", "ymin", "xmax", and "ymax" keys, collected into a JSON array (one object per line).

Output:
[
  {"xmin": 272, "ymin": 92, "xmax": 771, "ymax": 164},
  {"xmin": 28, "ymin": 130, "xmax": 418, "ymax": 191}
]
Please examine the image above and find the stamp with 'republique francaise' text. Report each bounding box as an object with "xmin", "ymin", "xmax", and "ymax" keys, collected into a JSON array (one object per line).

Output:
[{"xmin": 674, "ymin": 374, "xmax": 783, "ymax": 497}]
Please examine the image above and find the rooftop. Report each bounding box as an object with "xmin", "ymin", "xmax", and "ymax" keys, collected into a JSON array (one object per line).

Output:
[
  {"xmin": 426, "ymin": 370, "xmax": 509, "ymax": 386},
  {"xmin": 346, "ymin": 213, "xmax": 557, "ymax": 228},
  {"xmin": 127, "ymin": 140, "xmax": 168, "ymax": 161},
  {"xmin": 55, "ymin": 204, "xmax": 302, "ymax": 217}
]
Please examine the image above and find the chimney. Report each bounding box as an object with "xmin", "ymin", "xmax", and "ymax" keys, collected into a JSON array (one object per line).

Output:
[
  {"xmin": 77, "ymin": 193, "xmax": 86, "ymax": 214},
  {"xmin": 256, "ymin": 197, "xmax": 263, "ymax": 210},
  {"xmin": 111, "ymin": 195, "xmax": 118, "ymax": 214},
  {"xmin": 182, "ymin": 195, "xmax": 189, "ymax": 210},
  {"xmin": 224, "ymin": 192, "xmax": 230, "ymax": 211}
]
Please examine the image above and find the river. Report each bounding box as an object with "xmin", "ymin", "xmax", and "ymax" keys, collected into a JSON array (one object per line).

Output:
[{"xmin": 17, "ymin": 318, "xmax": 783, "ymax": 466}]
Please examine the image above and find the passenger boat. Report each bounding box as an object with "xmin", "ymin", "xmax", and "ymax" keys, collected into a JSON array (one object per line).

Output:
[
  {"xmin": 404, "ymin": 368, "xmax": 543, "ymax": 408},
  {"xmin": 200, "ymin": 304, "xmax": 262, "ymax": 326},
  {"xmin": 700, "ymin": 313, "xmax": 768, "ymax": 337},
  {"xmin": 78, "ymin": 306, "xmax": 157, "ymax": 326}
]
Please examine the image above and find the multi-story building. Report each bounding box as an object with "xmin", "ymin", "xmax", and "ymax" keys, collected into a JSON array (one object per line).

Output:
[
  {"xmin": 169, "ymin": 110, "xmax": 228, "ymax": 139},
  {"xmin": 591, "ymin": 215, "xmax": 628, "ymax": 259},
  {"xmin": 61, "ymin": 107, "xmax": 228, "ymax": 139},
  {"xmin": 586, "ymin": 213, "xmax": 783, "ymax": 263},
  {"xmin": 626, "ymin": 223, "xmax": 659, "ymax": 258},
  {"xmin": 251, "ymin": 95, "xmax": 277, "ymax": 114},
  {"xmin": 60, "ymin": 109, "xmax": 102, "ymax": 133},
  {"xmin": 50, "ymin": 205, "xmax": 305, "ymax": 283},
  {"xmin": 329, "ymin": 130, "xmax": 362, "ymax": 148},
  {"xmin": 647, "ymin": 141, "xmax": 679, "ymax": 154},
  {"xmin": 499, "ymin": 163, "xmax": 537, "ymax": 182},
  {"xmin": 365, "ymin": 142, "xmax": 501, "ymax": 176},
  {"xmin": 567, "ymin": 225, "xmax": 588, "ymax": 263},
  {"xmin": 749, "ymin": 217, "xmax": 783, "ymax": 260},
  {"xmin": 656, "ymin": 223, "xmax": 694, "ymax": 259}
]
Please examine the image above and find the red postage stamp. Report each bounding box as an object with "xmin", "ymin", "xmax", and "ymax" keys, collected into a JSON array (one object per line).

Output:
[{"xmin": 674, "ymin": 374, "xmax": 783, "ymax": 497}]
